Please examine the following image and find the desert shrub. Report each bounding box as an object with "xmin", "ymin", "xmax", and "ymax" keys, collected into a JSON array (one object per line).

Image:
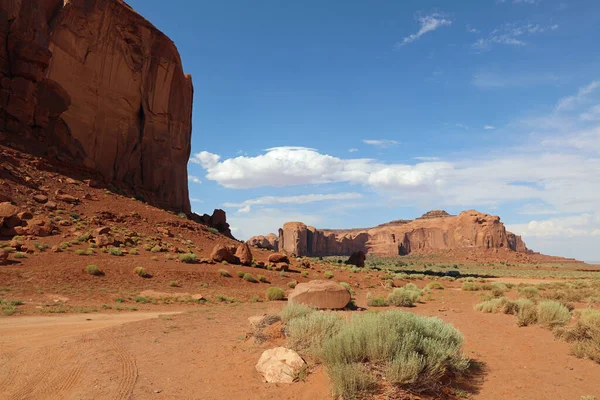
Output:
[
  {"xmin": 86, "ymin": 264, "xmax": 102, "ymax": 276},
  {"xmin": 339, "ymin": 282, "xmax": 352, "ymax": 292},
  {"xmin": 554, "ymin": 309, "xmax": 600, "ymax": 363},
  {"xmin": 236, "ymin": 271, "xmax": 245, "ymax": 278},
  {"xmin": 169, "ymin": 280, "xmax": 179, "ymax": 287},
  {"xmin": 266, "ymin": 287, "xmax": 285, "ymax": 301},
  {"xmin": 287, "ymin": 311, "xmax": 343, "ymax": 354},
  {"xmin": 150, "ymin": 245, "xmax": 162, "ymax": 253},
  {"xmin": 109, "ymin": 247, "xmax": 123, "ymax": 256},
  {"xmin": 243, "ymin": 273, "xmax": 257, "ymax": 283},
  {"xmin": 258, "ymin": 274, "xmax": 267, "ymax": 282},
  {"xmin": 75, "ymin": 249, "xmax": 86, "ymax": 256},
  {"xmin": 301, "ymin": 271, "xmax": 309, "ymax": 277},
  {"xmin": 13, "ymin": 252, "xmax": 27, "ymax": 259},
  {"xmin": 518, "ymin": 286, "xmax": 539, "ymax": 300},
  {"xmin": 425, "ymin": 281, "xmax": 444, "ymax": 290},
  {"xmin": 366, "ymin": 292, "xmax": 388, "ymax": 307},
  {"xmin": 208, "ymin": 227, "xmax": 219, "ymax": 234},
  {"xmin": 178, "ymin": 253, "xmax": 197, "ymax": 263},
  {"xmin": 461, "ymin": 282, "xmax": 479, "ymax": 291},
  {"xmin": 579, "ymin": 396, "xmax": 598, "ymax": 400},
  {"xmin": 134, "ymin": 296, "xmax": 149, "ymax": 303},
  {"xmin": 215, "ymin": 294, "xmax": 234, "ymax": 303},
  {"xmin": 280, "ymin": 302, "xmax": 314, "ymax": 323},
  {"xmin": 537, "ymin": 300, "xmax": 571, "ymax": 328},
  {"xmin": 134, "ymin": 267, "xmax": 148, "ymax": 278},
  {"xmin": 219, "ymin": 269, "xmax": 231, "ymax": 277},
  {"xmin": 317, "ymin": 310, "xmax": 468, "ymax": 394},
  {"xmin": 288, "ymin": 280, "xmax": 297, "ymax": 288},
  {"xmin": 387, "ymin": 287, "xmax": 420, "ymax": 307},
  {"xmin": 475, "ymin": 297, "xmax": 511, "ymax": 313},
  {"xmin": 129, "ymin": 248, "xmax": 138, "ymax": 255},
  {"xmin": 324, "ymin": 271, "xmax": 334, "ymax": 279},
  {"xmin": 326, "ymin": 363, "xmax": 378, "ymax": 400},
  {"xmin": 516, "ymin": 300, "xmax": 538, "ymax": 327},
  {"xmin": 77, "ymin": 233, "xmax": 91, "ymax": 243},
  {"xmin": 34, "ymin": 242, "xmax": 48, "ymax": 251}
]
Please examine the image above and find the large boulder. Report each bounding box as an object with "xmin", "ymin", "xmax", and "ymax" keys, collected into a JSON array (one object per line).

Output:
[
  {"xmin": 0, "ymin": 202, "xmax": 20, "ymax": 229},
  {"xmin": 235, "ymin": 242, "xmax": 253, "ymax": 266},
  {"xmin": 210, "ymin": 244, "xmax": 239, "ymax": 264},
  {"xmin": 255, "ymin": 347, "xmax": 306, "ymax": 384},
  {"xmin": 288, "ymin": 280, "xmax": 351, "ymax": 309},
  {"xmin": 268, "ymin": 253, "xmax": 289, "ymax": 264},
  {"xmin": 345, "ymin": 250, "xmax": 366, "ymax": 267}
]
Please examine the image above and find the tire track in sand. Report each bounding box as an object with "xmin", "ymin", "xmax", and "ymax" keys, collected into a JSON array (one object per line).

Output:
[{"xmin": 98, "ymin": 328, "xmax": 138, "ymax": 400}]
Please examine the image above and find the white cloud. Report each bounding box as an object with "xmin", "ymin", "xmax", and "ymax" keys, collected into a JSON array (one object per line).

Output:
[
  {"xmin": 455, "ymin": 123, "xmax": 469, "ymax": 129},
  {"xmin": 556, "ymin": 81, "xmax": 600, "ymax": 111},
  {"xmin": 484, "ymin": 125, "xmax": 495, "ymax": 130},
  {"xmin": 508, "ymin": 213, "xmax": 600, "ymax": 238},
  {"xmin": 473, "ymin": 22, "xmax": 558, "ymax": 50},
  {"xmin": 237, "ymin": 205, "xmax": 252, "ymax": 214},
  {"xmin": 397, "ymin": 13, "xmax": 452, "ymax": 47},
  {"xmin": 414, "ymin": 156, "xmax": 440, "ymax": 161},
  {"xmin": 196, "ymin": 146, "xmax": 451, "ymax": 190},
  {"xmin": 188, "ymin": 175, "xmax": 202, "ymax": 184},
  {"xmin": 228, "ymin": 208, "xmax": 321, "ymax": 241},
  {"xmin": 467, "ymin": 25, "xmax": 480, "ymax": 34},
  {"xmin": 363, "ymin": 139, "xmax": 399, "ymax": 148},
  {"xmin": 190, "ymin": 151, "xmax": 221, "ymax": 169},
  {"xmin": 190, "ymin": 198, "xmax": 203, "ymax": 203},
  {"xmin": 224, "ymin": 193, "xmax": 363, "ymax": 213},
  {"xmin": 349, "ymin": 148, "xmax": 359, "ymax": 153}
]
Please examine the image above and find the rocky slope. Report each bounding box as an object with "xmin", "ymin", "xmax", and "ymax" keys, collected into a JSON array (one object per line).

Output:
[
  {"xmin": 250, "ymin": 210, "xmax": 532, "ymax": 258},
  {"xmin": 0, "ymin": 0, "xmax": 192, "ymax": 212}
]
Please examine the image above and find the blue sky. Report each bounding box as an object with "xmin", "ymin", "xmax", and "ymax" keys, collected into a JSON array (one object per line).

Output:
[{"xmin": 128, "ymin": 0, "xmax": 600, "ymax": 261}]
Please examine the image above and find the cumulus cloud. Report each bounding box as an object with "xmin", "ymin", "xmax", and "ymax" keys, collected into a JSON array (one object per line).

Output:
[
  {"xmin": 397, "ymin": 13, "xmax": 452, "ymax": 47},
  {"xmin": 224, "ymin": 193, "xmax": 362, "ymax": 213},
  {"xmin": 349, "ymin": 148, "xmax": 359, "ymax": 153},
  {"xmin": 194, "ymin": 146, "xmax": 451, "ymax": 190},
  {"xmin": 484, "ymin": 125, "xmax": 495, "ymax": 130},
  {"xmin": 188, "ymin": 175, "xmax": 202, "ymax": 184}
]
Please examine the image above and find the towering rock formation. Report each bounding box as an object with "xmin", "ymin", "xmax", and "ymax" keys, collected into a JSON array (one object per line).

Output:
[
  {"xmin": 249, "ymin": 210, "xmax": 531, "ymax": 257},
  {"xmin": 0, "ymin": 0, "xmax": 193, "ymax": 212}
]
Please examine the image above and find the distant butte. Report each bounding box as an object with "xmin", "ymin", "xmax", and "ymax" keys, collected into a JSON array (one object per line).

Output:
[{"xmin": 248, "ymin": 209, "xmax": 571, "ymax": 263}]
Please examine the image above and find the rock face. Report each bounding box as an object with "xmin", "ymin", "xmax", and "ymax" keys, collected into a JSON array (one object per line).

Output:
[
  {"xmin": 259, "ymin": 210, "xmax": 530, "ymax": 257},
  {"xmin": 288, "ymin": 280, "xmax": 351, "ymax": 309},
  {"xmin": 255, "ymin": 347, "xmax": 306, "ymax": 384},
  {"xmin": 345, "ymin": 251, "xmax": 366, "ymax": 267},
  {"xmin": 0, "ymin": 0, "xmax": 193, "ymax": 213},
  {"xmin": 193, "ymin": 209, "xmax": 233, "ymax": 238},
  {"xmin": 247, "ymin": 233, "xmax": 278, "ymax": 250}
]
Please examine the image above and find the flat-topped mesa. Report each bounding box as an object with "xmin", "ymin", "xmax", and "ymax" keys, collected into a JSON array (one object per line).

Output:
[
  {"xmin": 248, "ymin": 210, "xmax": 531, "ymax": 257},
  {"xmin": 0, "ymin": 0, "xmax": 193, "ymax": 213}
]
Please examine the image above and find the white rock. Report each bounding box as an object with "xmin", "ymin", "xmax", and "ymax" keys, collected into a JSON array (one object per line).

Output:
[{"xmin": 255, "ymin": 347, "xmax": 305, "ymax": 383}]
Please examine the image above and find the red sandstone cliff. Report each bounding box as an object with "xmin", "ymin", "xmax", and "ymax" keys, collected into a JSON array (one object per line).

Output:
[
  {"xmin": 249, "ymin": 210, "xmax": 531, "ymax": 257},
  {"xmin": 0, "ymin": 0, "xmax": 193, "ymax": 212}
]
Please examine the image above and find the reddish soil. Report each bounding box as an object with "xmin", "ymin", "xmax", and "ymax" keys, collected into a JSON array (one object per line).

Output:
[{"xmin": 1, "ymin": 144, "xmax": 600, "ymax": 399}]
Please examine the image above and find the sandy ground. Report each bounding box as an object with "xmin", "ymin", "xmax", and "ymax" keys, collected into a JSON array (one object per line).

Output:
[{"xmin": 1, "ymin": 286, "xmax": 599, "ymax": 400}]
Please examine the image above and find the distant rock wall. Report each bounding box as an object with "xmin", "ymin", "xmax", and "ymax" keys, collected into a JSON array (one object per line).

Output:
[
  {"xmin": 0, "ymin": 0, "xmax": 193, "ymax": 213},
  {"xmin": 249, "ymin": 210, "xmax": 530, "ymax": 257}
]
